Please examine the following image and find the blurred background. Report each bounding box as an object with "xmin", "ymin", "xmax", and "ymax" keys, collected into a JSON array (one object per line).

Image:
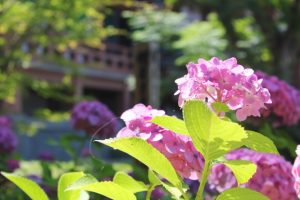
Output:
[{"xmin": 1, "ymin": 0, "xmax": 300, "ymax": 199}]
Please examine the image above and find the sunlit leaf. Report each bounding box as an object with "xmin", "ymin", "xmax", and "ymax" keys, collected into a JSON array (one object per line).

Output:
[
  {"xmin": 97, "ymin": 137, "xmax": 182, "ymax": 187},
  {"xmin": 222, "ymin": 160, "xmax": 257, "ymax": 185},
  {"xmin": 183, "ymin": 100, "xmax": 246, "ymax": 161},
  {"xmin": 244, "ymin": 131, "xmax": 279, "ymax": 154},
  {"xmin": 216, "ymin": 188, "xmax": 268, "ymax": 200},
  {"xmin": 151, "ymin": 116, "xmax": 189, "ymax": 136},
  {"xmin": 113, "ymin": 172, "xmax": 147, "ymax": 193},
  {"xmin": 1, "ymin": 172, "xmax": 49, "ymax": 200},
  {"xmin": 68, "ymin": 181, "xmax": 136, "ymax": 200}
]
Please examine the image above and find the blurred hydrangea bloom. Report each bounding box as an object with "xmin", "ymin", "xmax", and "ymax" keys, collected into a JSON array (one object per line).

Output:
[
  {"xmin": 0, "ymin": 116, "xmax": 17, "ymax": 153},
  {"xmin": 292, "ymin": 145, "xmax": 300, "ymax": 198},
  {"xmin": 38, "ymin": 151, "xmax": 55, "ymax": 161},
  {"xmin": 6, "ymin": 159, "xmax": 20, "ymax": 172},
  {"xmin": 117, "ymin": 104, "xmax": 204, "ymax": 180},
  {"xmin": 175, "ymin": 57, "xmax": 271, "ymax": 121},
  {"xmin": 71, "ymin": 101, "xmax": 118, "ymax": 138},
  {"xmin": 208, "ymin": 148, "xmax": 296, "ymax": 200},
  {"xmin": 256, "ymin": 71, "xmax": 300, "ymax": 126}
]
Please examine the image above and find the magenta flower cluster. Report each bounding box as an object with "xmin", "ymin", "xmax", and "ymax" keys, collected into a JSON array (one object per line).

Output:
[
  {"xmin": 175, "ymin": 57, "xmax": 271, "ymax": 121},
  {"xmin": 71, "ymin": 101, "xmax": 118, "ymax": 138},
  {"xmin": 117, "ymin": 104, "xmax": 204, "ymax": 180},
  {"xmin": 292, "ymin": 145, "xmax": 300, "ymax": 199},
  {"xmin": 0, "ymin": 116, "xmax": 17, "ymax": 154},
  {"xmin": 208, "ymin": 148, "xmax": 296, "ymax": 200},
  {"xmin": 256, "ymin": 71, "xmax": 300, "ymax": 126}
]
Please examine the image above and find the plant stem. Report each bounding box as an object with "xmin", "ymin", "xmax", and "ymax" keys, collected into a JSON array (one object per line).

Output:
[
  {"xmin": 196, "ymin": 161, "xmax": 211, "ymax": 200},
  {"xmin": 146, "ymin": 185, "xmax": 155, "ymax": 200}
]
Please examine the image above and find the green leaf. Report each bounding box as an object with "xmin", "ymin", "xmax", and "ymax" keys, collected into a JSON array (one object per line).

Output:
[
  {"xmin": 113, "ymin": 172, "xmax": 147, "ymax": 193},
  {"xmin": 97, "ymin": 137, "xmax": 182, "ymax": 187},
  {"xmin": 1, "ymin": 172, "xmax": 49, "ymax": 200},
  {"xmin": 58, "ymin": 172, "xmax": 87, "ymax": 200},
  {"xmin": 148, "ymin": 169, "xmax": 161, "ymax": 186},
  {"xmin": 222, "ymin": 160, "xmax": 257, "ymax": 185},
  {"xmin": 216, "ymin": 188, "xmax": 268, "ymax": 200},
  {"xmin": 151, "ymin": 116, "xmax": 189, "ymax": 136},
  {"xmin": 244, "ymin": 131, "xmax": 279, "ymax": 155},
  {"xmin": 68, "ymin": 181, "xmax": 136, "ymax": 200},
  {"xmin": 211, "ymin": 102, "xmax": 230, "ymax": 113},
  {"xmin": 161, "ymin": 182, "xmax": 184, "ymax": 200},
  {"xmin": 66, "ymin": 174, "xmax": 98, "ymax": 191},
  {"xmin": 183, "ymin": 100, "xmax": 246, "ymax": 161}
]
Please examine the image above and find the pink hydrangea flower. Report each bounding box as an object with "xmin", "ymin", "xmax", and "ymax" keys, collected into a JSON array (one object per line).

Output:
[
  {"xmin": 117, "ymin": 104, "xmax": 204, "ymax": 180},
  {"xmin": 208, "ymin": 148, "xmax": 297, "ymax": 200},
  {"xmin": 292, "ymin": 145, "xmax": 300, "ymax": 198},
  {"xmin": 256, "ymin": 71, "xmax": 300, "ymax": 126},
  {"xmin": 175, "ymin": 57, "xmax": 271, "ymax": 121}
]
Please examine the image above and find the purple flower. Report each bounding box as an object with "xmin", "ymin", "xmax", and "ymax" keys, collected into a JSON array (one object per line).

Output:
[
  {"xmin": 256, "ymin": 71, "xmax": 300, "ymax": 126},
  {"xmin": 208, "ymin": 148, "xmax": 297, "ymax": 200},
  {"xmin": 292, "ymin": 145, "xmax": 300, "ymax": 199},
  {"xmin": 38, "ymin": 151, "xmax": 55, "ymax": 161},
  {"xmin": 175, "ymin": 57, "xmax": 271, "ymax": 121},
  {"xmin": 151, "ymin": 187, "xmax": 165, "ymax": 199},
  {"xmin": 71, "ymin": 101, "xmax": 118, "ymax": 138},
  {"xmin": 6, "ymin": 159, "xmax": 20, "ymax": 172},
  {"xmin": 0, "ymin": 126, "xmax": 17, "ymax": 154},
  {"xmin": 117, "ymin": 104, "xmax": 204, "ymax": 180}
]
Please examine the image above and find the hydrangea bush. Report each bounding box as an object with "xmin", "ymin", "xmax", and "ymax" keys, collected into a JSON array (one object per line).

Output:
[
  {"xmin": 256, "ymin": 70, "xmax": 300, "ymax": 126},
  {"xmin": 71, "ymin": 100, "xmax": 118, "ymax": 138},
  {"xmin": 2, "ymin": 57, "xmax": 299, "ymax": 200}
]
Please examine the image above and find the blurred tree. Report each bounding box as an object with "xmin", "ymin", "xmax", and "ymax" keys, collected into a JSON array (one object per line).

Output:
[
  {"xmin": 0, "ymin": 0, "xmax": 133, "ymax": 103},
  {"xmin": 175, "ymin": 0, "xmax": 300, "ymax": 86}
]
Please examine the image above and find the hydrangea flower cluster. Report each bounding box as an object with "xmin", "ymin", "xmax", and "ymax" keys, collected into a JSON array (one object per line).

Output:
[
  {"xmin": 208, "ymin": 148, "xmax": 296, "ymax": 200},
  {"xmin": 71, "ymin": 101, "xmax": 118, "ymax": 138},
  {"xmin": 175, "ymin": 57, "xmax": 271, "ymax": 121},
  {"xmin": 0, "ymin": 116, "xmax": 17, "ymax": 153},
  {"xmin": 117, "ymin": 104, "xmax": 204, "ymax": 180},
  {"xmin": 292, "ymin": 145, "xmax": 300, "ymax": 198},
  {"xmin": 256, "ymin": 71, "xmax": 300, "ymax": 126}
]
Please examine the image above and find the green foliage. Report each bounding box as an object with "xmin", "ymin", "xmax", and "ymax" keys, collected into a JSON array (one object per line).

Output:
[
  {"xmin": 0, "ymin": 72, "xmax": 21, "ymax": 103},
  {"xmin": 113, "ymin": 172, "xmax": 148, "ymax": 193},
  {"xmin": 57, "ymin": 172, "xmax": 86, "ymax": 200},
  {"xmin": 123, "ymin": 6, "xmax": 184, "ymax": 44},
  {"xmin": 1, "ymin": 172, "xmax": 49, "ymax": 200},
  {"xmin": 216, "ymin": 188, "xmax": 268, "ymax": 200},
  {"xmin": 211, "ymin": 102, "xmax": 230, "ymax": 113},
  {"xmin": 183, "ymin": 100, "xmax": 247, "ymax": 161},
  {"xmin": 97, "ymin": 137, "xmax": 182, "ymax": 188},
  {"xmin": 148, "ymin": 169, "xmax": 161, "ymax": 186},
  {"xmin": 222, "ymin": 160, "xmax": 256, "ymax": 185},
  {"xmin": 244, "ymin": 130, "xmax": 279, "ymax": 155},
  {"xmin": 68, "ymin": 181, "xmax": 137, "ymax": 200},
  {"xmin": 151, "ymin": 116, "xmax": 189, "ymax": 136},
  {"xmin": 173, "ymin": 13, "xmax": 227, "ymax": 65}
]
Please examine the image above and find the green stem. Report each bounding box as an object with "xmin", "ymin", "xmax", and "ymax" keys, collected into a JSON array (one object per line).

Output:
[
  {"xmin": 146, "ymin": 185, "xmax": 155, "ymax": 200},
  {"xmin": 196, "ymin": 161, "xmax": 211, "ymax": 200}
]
